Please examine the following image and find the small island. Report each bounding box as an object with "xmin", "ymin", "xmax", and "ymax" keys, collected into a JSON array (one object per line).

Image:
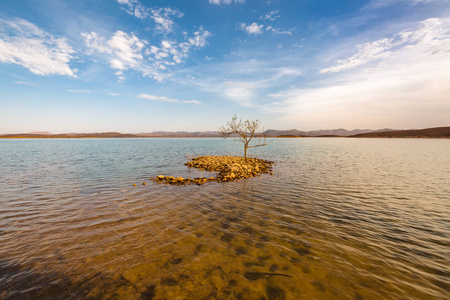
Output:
[
  {"xmin": 153, "ymin": 116, "xmax": 273, "ymax": 185},
  {"xmin": 153, "ymin": 155, "xmax": 274, "ymax": 185}
]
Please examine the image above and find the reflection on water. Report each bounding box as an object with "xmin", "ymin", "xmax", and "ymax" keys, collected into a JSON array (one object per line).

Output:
[{"xmin": 0, "ymin": 138, "xmax": 449, "ymax": 299}]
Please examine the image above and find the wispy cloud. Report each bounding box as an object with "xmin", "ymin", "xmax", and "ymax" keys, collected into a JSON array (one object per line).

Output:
[
  {"xmin": 365, "ymin": 0, "xmax": 450, "ymax": 10},
  {"xmin": 209, "ymin": 0, "xmax": 245, "ymax": 5},
  {"xmin": 14, "ymin": 81, "xmax": 37, "ymax": 85},
  {"xmin": 138, "ymin": 94, "xmax": 201, "ymax": 104},
  {"xmin": 268, "ymin": 17, "xmax": 450, "ymax": 129},
  {"xmin": 107, "ymin": 92, "xmax": 120, "ymax": 96},
  {"xmin": 238, "ymin": 22, "xmax": 264, "ymax": 35},
  {"xmin": 0, "ymin": 18, "xmax": 76, "ymax": 77},
  {"xmin": 260, "ymin": 10, "xmax": 279, "ymax": 21},
  {"xmin": 238, "ymin": 18, "xmax": 293, "ymax": 36},
  {"xmin": 320, "ymin": 18, "xmax": 450, "ymax": 74},
  {"xmin": 178, "ymin": 59, "xmax": 303, "ymax": 107},
  {"xmin": 269, "ymin": 27, "xmax": 294, "ymax": 35},
  {"xmin": 117, "ymin": 0, "xmax": 183, "ymax": 34},
  {"xmin": 67, "ymin": 89, "xmax": 91, "ymax": 93}
]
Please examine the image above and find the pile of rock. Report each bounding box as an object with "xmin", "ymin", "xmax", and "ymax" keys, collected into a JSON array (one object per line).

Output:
[
  {"xmin": 154, "ymin": 175, "xmax": 216, "ymax": 185},
  {"xmin": 153, "ymin": 156, "xmax": 273, "ymax": 185}
]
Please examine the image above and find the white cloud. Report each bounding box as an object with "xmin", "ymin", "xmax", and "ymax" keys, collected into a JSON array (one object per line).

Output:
[
  {"xmin": 209, "ymin": 0, "xmax": 245, "ymax": 5},
  {"xmin": 138, "ymin": 94, "xmax": 201, "ymax": 104},
  {"xmin": 238, "ymin": 23, "xmax": 264, "ymax": 35},
  {"xmin": 320, "ymin": 18, "xmax": 449, "ymax": 73},
  {"xmin": 150, "ymin": 8, "xmax": 184, "ymax": 34},
  {"xmin": 238, "ymin": 22, "xmax": 292, "ymax": 36},
  {"xmin": 183, "ymin": 100, "xmax": 202, "ymax": 105},
  {"xmin": 81, "ymin": 32, "xmax": 111, "ymax": 54},
  {"xmin": 269, "ymin": 18, "xmax": 450, "ymax": 129},
  {"xmin": 0, "ymin": 18, "xmax": 76, "ymax": 77},
  {"xmin": 223, "ymin": 81, "xmax": 256, "ymax": 107},
  {"xmin": 107, "ymin": 92, "xmax": 120, "ymax": 96},
  {"xmin": 320, "ymin": 38, "xmax": 392, "ymax": 73},
  {"xmin": 161, "ymin": 40, "xmax": 171, "ymax": 48},
  {"xmin": 271, "ymin": 27, "xmax": 294, "ymax": 35},
  {"xmin": 67, "ymin": 89, "xmax": 91, "ymax": 93},
  {"xmin": 107, "ymin": 31, "xmax": 146, "ymax": 70},
  {"xmin": 260, "ymin": 10, "xmax": 279, "ymax": 21},
  {"xmin": 14, "ymin": 81, "xmax": 36, "ymax": 85},
  {"xmin": 83, "ymin": 28, "xmax": 211, "ymax": 81},
  {"xmin": 105, "ymin": 3, "xmax": 210, "ymax": 81},
  {"xmin": 179, "ymin": 60, "xmax": 303, "ymax": 108},
  {"xmin": 188, "ymin": 26, "xmax": 212, "ymax": 47},
  {"xmin": 117, "ymin": 0, "xmax": 183, "ymax": 34},
  {"xmin": 82, "ymin": 30, "xmax": 150, "ymax": 80},
  {"xmin": 365, "ymin": 0, "xmax": 450, "ymax": 10}
]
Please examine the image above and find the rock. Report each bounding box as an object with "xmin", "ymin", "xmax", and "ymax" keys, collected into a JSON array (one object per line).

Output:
[
  {"xmin": 266, "ymin": 285, "xmax": 286, "ymax": 300},
  {"xmin": 160, "ymin": 277, "xmax": 178, "ymax": 286},
  {"xmin": 122, "ymin": 269, "xmax": 139, "ymax": 285},
  {"xmin": 153, "ymin": 155, "xmax": 274, "ymax": 185},
  {"xmin": 140, "ymin": 284, "xmax": 156, "ymax": 300},
  {"xmin": 210, "ymin": 269, "xmax": 225, "ymax": 291}
]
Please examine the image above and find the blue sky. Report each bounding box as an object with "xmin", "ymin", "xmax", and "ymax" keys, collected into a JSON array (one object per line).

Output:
[{"xmin": 1, "ymin": 0, "xmax": 449, "ymax": 133}]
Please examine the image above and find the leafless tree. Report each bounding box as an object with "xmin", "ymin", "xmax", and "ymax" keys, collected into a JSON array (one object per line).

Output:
[{"xmin": 218, "ymin": 115, "xmax": 267, "ymax": 160}]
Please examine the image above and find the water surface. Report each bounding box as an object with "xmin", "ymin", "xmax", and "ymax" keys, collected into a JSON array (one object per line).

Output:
[{"xmin": 0, "ymin": 138, "xmax": 449, "ymax": 299}]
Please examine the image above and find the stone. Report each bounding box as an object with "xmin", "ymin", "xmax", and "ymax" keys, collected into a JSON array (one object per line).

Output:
[
  {"xmin": 210, "ymin": 269, "xmax": 225, "ymax": 291},
  {"xmin": 153, "ymin": 155, "xmax": 274, "ymax": 185},
  {"xmin": 160, "ymin": 277, "xmax": 178, "ymax": 286},
  {"xmin": 122, "ymin": 269, "xmax": 139, "ymax": 285},
  {"xmin": 140, "ymin": 284, "xmax": 156, "ymax": 300},
  {"xmin": 266, "ymin": 285, "xmax": 286, "ymax": 300},
  {"xmin": 293, "ymin": 247, "xmax": 310, "ymax": 256}
]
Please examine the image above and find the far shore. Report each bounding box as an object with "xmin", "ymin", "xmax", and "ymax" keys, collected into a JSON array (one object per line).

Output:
[{"xmin": 1, "ymin": 126, "xmax": 449, "ymax": 139}]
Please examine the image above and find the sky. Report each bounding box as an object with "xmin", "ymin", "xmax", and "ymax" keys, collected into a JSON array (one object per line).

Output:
[{"xmin": 0, "ymin": 0, "xmax": 449, "ymax": 133}]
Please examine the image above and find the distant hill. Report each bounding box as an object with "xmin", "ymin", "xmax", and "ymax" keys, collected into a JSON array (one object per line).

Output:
[
  {"xmin": 350, "ymin": 127, "xmax": 450, "ymax": 138},
  {"xmin": 263, "ymin": 128, "xmax": 394, "ymax": 137},
  {"xmin": 137, "ymin": 131, "xmax": 220, "ymax": 137},
  {"xmin": 0, "ymin": 132, "xmax": 138, "ymax": 138},
  {"xmin": 1, "ymin": 127, "xmax": 448, "ymax": 138}
]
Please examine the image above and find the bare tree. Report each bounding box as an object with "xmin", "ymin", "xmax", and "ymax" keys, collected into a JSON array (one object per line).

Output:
[{"xmin": 218, "ymin": 115, "xmax": 267, "ymax": 160}]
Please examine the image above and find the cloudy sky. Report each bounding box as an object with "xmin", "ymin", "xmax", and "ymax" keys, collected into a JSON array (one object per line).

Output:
[{"xmin": 1, "ymin": 0, "xmax": 449, "ymax": 133}]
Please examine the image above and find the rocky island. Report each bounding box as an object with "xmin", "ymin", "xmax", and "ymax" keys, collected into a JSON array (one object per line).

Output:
[{"xmin": 153, "ymin": 156, "xmax": 274, "ymax": 185}]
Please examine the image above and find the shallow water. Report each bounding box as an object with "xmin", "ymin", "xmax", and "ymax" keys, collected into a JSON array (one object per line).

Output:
[{"xmin": 0, "ymin": 138, "xmax": 449, "ymax": 299}]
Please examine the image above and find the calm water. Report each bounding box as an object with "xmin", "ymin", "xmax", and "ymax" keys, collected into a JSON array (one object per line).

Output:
[{"xmin": 0, "ymin": 138, "xmax": 449, "ymax": 300}]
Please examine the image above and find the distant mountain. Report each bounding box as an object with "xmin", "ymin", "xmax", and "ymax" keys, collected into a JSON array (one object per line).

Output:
[
  {"xmin": 137, "ymin": 131, "xmax": 220, "ymax": 137},
  {"xmin": 350, "ymin": 127, "xmax": 450, "ymax": 138},
  {"xmin": 263, "ymin": 128, "xmax": 394, "ymax": 137},
  {"xmin": 1, "ymin": 127, "xmax": 448, "ymax": 138},
  {"xmin": 0, "ymin": 132, "xmax": 138, "ymax": 138},
  {"xmin": 29, "ymin": 131, "xmax": 52, "ymax": 135}
]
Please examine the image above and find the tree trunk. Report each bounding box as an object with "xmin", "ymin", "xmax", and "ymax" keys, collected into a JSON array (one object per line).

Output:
[{"xmin": 244, "ymin": 145, "xmax": 248, "ymax": 160}]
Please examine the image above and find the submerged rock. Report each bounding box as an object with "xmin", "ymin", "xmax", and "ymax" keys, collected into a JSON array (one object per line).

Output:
[
  {"xmin": 266, "ymin": 285, "xmax": 287, "ymax": 300},
  {"xmin": 122, "ymin": 269, "xmax": 139, "ymax": 285},
  {"xmin": 160, "ymin": 277, "xmax": 179, "ymax": 286}
]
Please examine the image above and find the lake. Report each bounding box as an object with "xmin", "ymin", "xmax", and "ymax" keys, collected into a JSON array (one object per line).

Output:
[{"xmin": 0, "ymin": 138, "xmax": 449, "ymax": 299}]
